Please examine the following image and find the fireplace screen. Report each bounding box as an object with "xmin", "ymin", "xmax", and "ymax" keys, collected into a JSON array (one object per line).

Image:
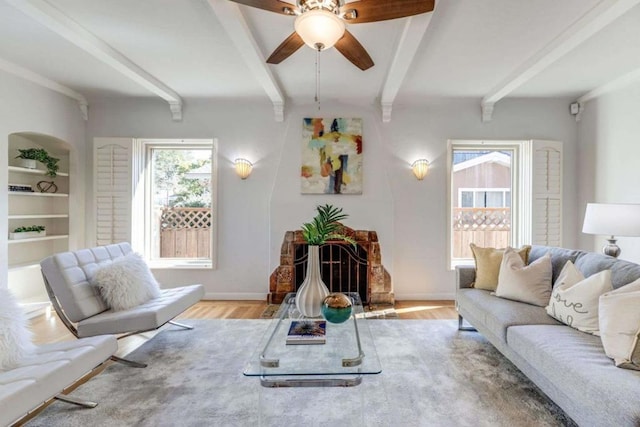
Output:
[{"xmin": 294, "ymin": 243, "xmax": 369, "ymax": 304}]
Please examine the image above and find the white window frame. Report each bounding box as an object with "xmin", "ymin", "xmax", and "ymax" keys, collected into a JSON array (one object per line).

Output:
[
  {"xmin": 132, "ymin": 138, "xmax": 218, "ymax": 269},
  {"xmin": 447, "ymin": 140, "xmax": 529, "ymax": 269},
  {"xmin": 458, "ymin": 188, "xmax": 511, "ymax": 208}
]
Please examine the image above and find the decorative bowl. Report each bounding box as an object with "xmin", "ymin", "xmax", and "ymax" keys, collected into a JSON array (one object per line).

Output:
[{"xmin": 321, "ymin": 293, "xmax": 353, "ymax": 324}]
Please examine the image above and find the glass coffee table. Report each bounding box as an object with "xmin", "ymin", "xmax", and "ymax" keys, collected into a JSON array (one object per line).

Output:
[{"xmin": 243, "ymin": 292, "xmax": 382, "ymax": 387}]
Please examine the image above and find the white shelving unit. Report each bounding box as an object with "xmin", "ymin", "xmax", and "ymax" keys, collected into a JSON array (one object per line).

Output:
[{"xmin": 8, "ymin": 133, "xmax": 71, "ymax": 318}]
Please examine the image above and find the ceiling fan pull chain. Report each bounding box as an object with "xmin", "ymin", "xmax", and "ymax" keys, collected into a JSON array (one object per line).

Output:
[{"xmin": 315, "ymin": 43, "xmax": 321, "ymax": 111}]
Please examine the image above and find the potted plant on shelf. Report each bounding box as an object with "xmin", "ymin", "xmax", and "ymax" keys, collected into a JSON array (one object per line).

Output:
[
  {"xmin": 296, "ymin": 204, "xmax": 356, "ymax": 317},
  {"xmin": 9, "ymin": 225, "xmax": 46, "ymax": 240},
  {"xmin": 15, "ymin": 148, "xmax": 60, "ymax": 177}
]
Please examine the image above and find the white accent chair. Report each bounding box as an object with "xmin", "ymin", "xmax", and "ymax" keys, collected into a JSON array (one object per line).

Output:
[
  {"xmin": 40, "ymin": 242, "xmax": 205, "ymax": 367},
  {"xmin": 0, "ymin": 335, "xmax": 117, "ymax": 426}
]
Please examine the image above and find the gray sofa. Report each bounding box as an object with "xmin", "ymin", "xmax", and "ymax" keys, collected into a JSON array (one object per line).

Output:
[{"xmin": 456, "ymin": 245, "xmax": 640, "ymax": 427}]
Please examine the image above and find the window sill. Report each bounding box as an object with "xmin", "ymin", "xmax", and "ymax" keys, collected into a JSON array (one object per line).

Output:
[{"xmin": 147, "ymin": 259, "xmax": 213, "ymax": 270}]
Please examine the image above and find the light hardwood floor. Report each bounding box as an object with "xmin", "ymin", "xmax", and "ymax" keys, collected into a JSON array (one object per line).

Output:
[{"xmin": 31, "ymin": 299, "xmax": 457, "ymax": 351}]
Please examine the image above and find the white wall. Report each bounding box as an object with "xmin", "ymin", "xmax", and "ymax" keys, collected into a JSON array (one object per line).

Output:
[
  {"xmin": 87, "ymin": 96, "xmax": 578, "ymax": 300},
  {"xmin": 577, "ymin": 81, "xmax": 640, "ymax": 263},
  {"xmin": 0, "ymin": 70, "xmax": 87, "ymax": 290}
]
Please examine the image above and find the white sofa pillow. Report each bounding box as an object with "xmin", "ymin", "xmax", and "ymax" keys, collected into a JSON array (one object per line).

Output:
[
  {"xmin": 546, "ymin": 264, "xmax": 612, "ymax": 335},
  {"xmin": 91, "ymin": 252, "xmax": 161, "ymax": 311},
  {"xmin": 552, "ymin": 259, "xmax": 584, "ymax": 289},
  {"xmin": 0, "ymin": 287, "xmax": 35, "ymax": 370},
  {"xmin": 495, "ymin": 248, "xmax": 552, "ymax": 306},
  {"xmin": 599, "ymin": 278, "xmax": 640, "ymax": 370}
]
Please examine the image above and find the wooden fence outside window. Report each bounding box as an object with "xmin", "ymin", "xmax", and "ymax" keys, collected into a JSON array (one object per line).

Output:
[
  {"xmin": 452, "ymin": 207, "xmax": 510, "ymax": 259},
  {"xmin": 160, "ymin": 207, "xmax": 211, "ymax": 258}
]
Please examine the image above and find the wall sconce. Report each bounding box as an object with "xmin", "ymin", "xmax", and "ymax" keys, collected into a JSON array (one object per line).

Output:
[
  {"xmin": 411, "ymin": 159, "xmax": 429, "ymax": 180},
  {"xmin": 234, "ymin": 158, "xmax": 253, "ymax": 180}
]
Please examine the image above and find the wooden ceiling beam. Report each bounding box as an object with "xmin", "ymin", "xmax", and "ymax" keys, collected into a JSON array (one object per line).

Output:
[
  {"xmin": 481, "ymin": 0, "xmax": 640, "ymax": 122},
  {"xmin": 206, "ymin": 0, "xmax": 285, "ymax": 122},
  {"xmin": 7, "ymin": 0, "xmax": 184, "ymax": 121},
  {"xmin": 0, "ymin": 57, "xmax": 89, "ymax": 120},
  {"xmin": 380, "ymin": 12, "xmax": 433, "ymax": 122}
]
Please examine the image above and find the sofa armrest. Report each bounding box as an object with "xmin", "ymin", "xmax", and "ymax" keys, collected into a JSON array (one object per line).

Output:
[{"xmin": 455, "ymin": 265, "xmax": 476, "ymax": 289}]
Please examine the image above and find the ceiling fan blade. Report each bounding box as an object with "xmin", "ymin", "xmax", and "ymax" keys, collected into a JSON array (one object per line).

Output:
[
  {"xmin": 334, "ymin": 30, "xmax": 374, "ymax": 71},
  {"xmin": 341, "ymin": 0, "xmax": 435, "ymax": 24},
  {"xmin": 267, "ymin": 32, "xmax": 305, "ymax": 64},
  {"xmin": 227, "ymin": 0, "xmax": 293, "ymax": 15}
]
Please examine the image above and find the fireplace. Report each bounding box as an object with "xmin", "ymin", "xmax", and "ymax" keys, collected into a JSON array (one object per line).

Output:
[{"xmin": 269, "ymin": 226, "xmax": 394, "ymax": 305}]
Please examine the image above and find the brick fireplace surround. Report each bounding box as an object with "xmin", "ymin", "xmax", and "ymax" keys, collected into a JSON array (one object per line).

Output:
[{"xmin": 269, "ymin": 226, "xmax": 394, "ymax": 305}]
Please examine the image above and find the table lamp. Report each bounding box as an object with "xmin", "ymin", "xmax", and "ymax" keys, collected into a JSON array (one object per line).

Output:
[{"xmin": 582, "ymin": 203, "xmax": 640, "ymax": 257}]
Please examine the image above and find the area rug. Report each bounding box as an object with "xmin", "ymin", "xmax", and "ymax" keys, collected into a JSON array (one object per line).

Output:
[{"xmin": 27, "ymin": 320, "xmax": 576, "ymax": 427}]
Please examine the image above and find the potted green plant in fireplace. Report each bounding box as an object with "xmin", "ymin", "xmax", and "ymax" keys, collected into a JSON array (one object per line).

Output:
[
  {"xmin": 296, "ymin": 204, "xmax": 356, "ymax": 317},
  {"xmin": 9, "ymin": 225, "xmax": 46, "ymax": 240},
  {"xmin": 15, "ymin": 148, "xmax": 60, "ymax": 177}
]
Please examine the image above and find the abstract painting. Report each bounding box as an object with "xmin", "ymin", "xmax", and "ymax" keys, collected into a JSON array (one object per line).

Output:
[{"xmin": 301, "ymin": 118, "xmax": 363, "ymax": 194}]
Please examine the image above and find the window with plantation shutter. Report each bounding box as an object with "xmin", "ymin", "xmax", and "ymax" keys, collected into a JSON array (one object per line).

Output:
[
  {"xmin": 93, "ymin": 138, "xmax": 132, "ymax": 246},
  {"xmin": 448, "ymin": 139, "xmax": 563, "ymax": 268},
  {"xmin": 532, "ymin": 140, "xmax": 562, "ymax": 246}
]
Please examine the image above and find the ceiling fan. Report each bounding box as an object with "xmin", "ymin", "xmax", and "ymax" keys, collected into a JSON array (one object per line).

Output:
[{"xmin": 227, "ymin": 0, "xmax": 435, "ymax": 71}]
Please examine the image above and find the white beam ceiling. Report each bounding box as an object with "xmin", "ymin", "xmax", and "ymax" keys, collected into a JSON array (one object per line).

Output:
[
  {"xmin": 206, "ymin": 0, "xmax": 285, "ymax": 122},
  {"xmin": 6, "ymin": 0, "xmax": 184, "ymax": 121},
  {"xmin": 380, "ymin": 13, "xmax": 433, "ymax": 123},
  {"xmin": 0, "ymin": 56, "xmax": 88, "ymax": 119},
  {"xmin": 481, "ymin": 0, "xmax": 640, "ymax": 122}
]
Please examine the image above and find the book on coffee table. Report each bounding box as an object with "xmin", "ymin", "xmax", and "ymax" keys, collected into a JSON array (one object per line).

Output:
[{"xmin": 286, "ymin": 320, "xmax": 326, "ymax": 345}]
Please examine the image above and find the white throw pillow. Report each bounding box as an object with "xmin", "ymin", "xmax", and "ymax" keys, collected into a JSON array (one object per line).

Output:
[
  {"xmin": 546, "ymin": 266, "xmax": 613, "ymax": 335},
  {"xmin": 599, "ymin": 278, "xmax": 640, "ymax": 370},
  {"xmin": 552, "ymin": 259, "xmax": 584, "ymax": 289},
  {"xmin": 91, "ymin": 252, "xmax": 161, "ymax": 311},
  {"xmin": 495, "ymin": 248, "xmax": 552, "ymax": 306},
  {"xmin": 0, "ymin": 287, "xmax": 35, "ymax": 370}
]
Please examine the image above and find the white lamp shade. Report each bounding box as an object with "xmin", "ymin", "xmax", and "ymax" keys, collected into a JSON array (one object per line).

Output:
[
  {"xmin": 582, "ymin": 203, "xmax": 640, "ymax": 237},
  {"xmin": 294, "ymin": 9, "xmax": 345, "ymax": 50}
]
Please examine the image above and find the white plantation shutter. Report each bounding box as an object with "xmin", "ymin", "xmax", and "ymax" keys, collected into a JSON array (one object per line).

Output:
[
  {"xmin": 531, "ymin": 140, "xmax": 562, "ymax": 246},
  {"xmin": 94, "ymin": 138, "xmax": 132, "ymax": 245}
]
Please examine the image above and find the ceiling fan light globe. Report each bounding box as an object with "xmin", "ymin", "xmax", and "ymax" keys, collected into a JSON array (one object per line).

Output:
[{"xmin": 294, "ymin": 9, "xmax": 345, "ymax": 50}]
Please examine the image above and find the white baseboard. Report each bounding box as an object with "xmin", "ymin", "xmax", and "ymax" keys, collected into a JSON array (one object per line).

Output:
[{"xmin": 202, "ymin": 292, "xmax": 268, "ymax": 301}]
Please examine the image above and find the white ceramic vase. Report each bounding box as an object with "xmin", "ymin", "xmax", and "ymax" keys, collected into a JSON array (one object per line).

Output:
[{"xmin": 295, "ymin": 245, "xmax": 330, "ymax": 317}]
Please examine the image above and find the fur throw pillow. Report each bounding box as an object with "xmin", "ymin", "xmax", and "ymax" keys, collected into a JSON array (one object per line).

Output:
[
  {"xmin": 91, "ymin": 253, "xmax": 161, "ymax": 311},
  {"xmin": 0, "ymin": 287, "xmax": 35, "ymax": 370}
]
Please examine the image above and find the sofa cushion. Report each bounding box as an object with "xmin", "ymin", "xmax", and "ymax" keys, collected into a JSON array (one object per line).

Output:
[
  {"xmin": 457, "ymin": 288, "xmax": 561, "ymax": 343},
  {"xmin": 530, "ymin": 246, "xmax": 583, "ymax": 284},
  {"xmin": 77, "ymin": 284, "xmax": 204, "ymax": 337},
  {"xmin": 599, "ymin": 277, "xmax": 640, "ymax": 370},
  {"xmin": 41, "ymin": 243, "xmax": 132, "ymax": 322},
  {"xmin": 470, "ymin": 244, "xmax": 531, "ymax": 291},
  {"xmin": 507, "ymin": 325, "xmax": 640, "ymax": 427},
  {"xmin": 575, "ymin": 251, "xmax": 640, "ymax": 289},
  {"xmin": 496, "ymin": 249, "xmax": 552, "ymax": 306}
]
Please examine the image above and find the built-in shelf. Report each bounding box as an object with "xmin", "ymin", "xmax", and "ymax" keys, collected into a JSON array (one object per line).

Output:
[
  {"xmin": 8, "ymin": 214, "xmax": 69, "ymax": 219},
  {"xmin": 8, "ymin": 234, "xmax": 69, "ymax": 244},
  {"xmin": 8, "ymin": 262, "xmax": 42, "ymax": 271},
  {"xmin": 9, "ymin": 191, "xmax": 68, "ymax": 197},
  {"xmin": 8, "ymin": 165, "xmax": 69, "ymax": 176}
]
